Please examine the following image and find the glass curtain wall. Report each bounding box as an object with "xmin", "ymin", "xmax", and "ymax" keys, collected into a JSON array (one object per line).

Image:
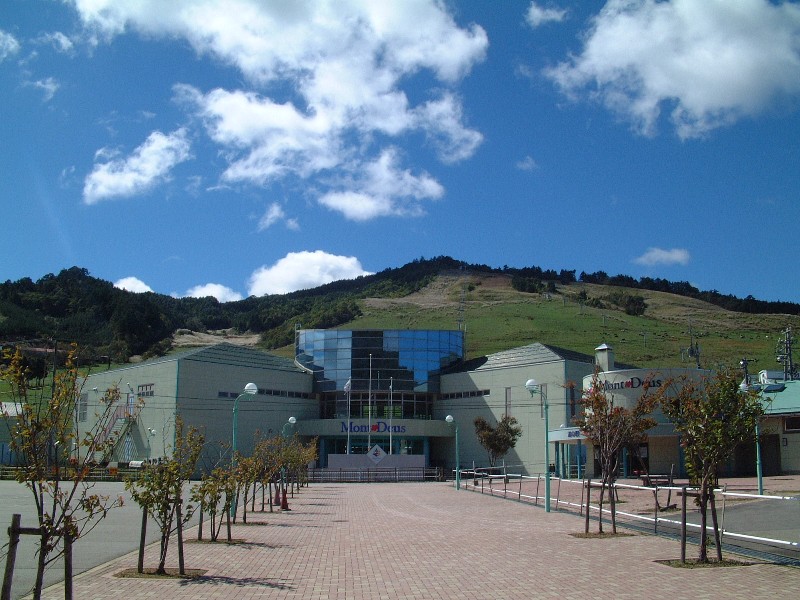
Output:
[{"xmin": 295, "ymin": 329, "xmax": 464, "ymax": 420}]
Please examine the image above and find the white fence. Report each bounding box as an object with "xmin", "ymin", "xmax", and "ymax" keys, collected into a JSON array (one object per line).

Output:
[{"xmin": 455, "ymin": 469, "xmax": 800, "ymax": 559}]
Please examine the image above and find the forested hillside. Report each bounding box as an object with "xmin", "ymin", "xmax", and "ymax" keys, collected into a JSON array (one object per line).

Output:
[{"xmin": 1, "ymin": 258, "xmax": 798, "ymax": 369}]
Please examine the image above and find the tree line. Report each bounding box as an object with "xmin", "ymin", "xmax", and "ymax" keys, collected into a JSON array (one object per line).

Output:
[{"xmin": 2, "ymin": 258, "xmax": 798, "ymax": 364}]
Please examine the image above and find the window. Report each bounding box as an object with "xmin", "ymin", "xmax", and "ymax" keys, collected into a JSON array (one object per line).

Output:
[
  {"xmin": 440, "ymin": 390, "xmax": 490, "ymax": 400},
  {"xmin": 785, "ymin": 416, "xmax": 800, "ymax": 432},
  {"xmin": 77, "ymin": 393, "xmax": 88, "ymax": 422},
  {"xmin": 569, "ymin": 386, "xmax": 577, "ymax": 419}
]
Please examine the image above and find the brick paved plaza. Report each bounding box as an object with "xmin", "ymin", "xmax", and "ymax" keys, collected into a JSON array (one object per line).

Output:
[{"xmin": 37, "ymin": 482, "xmax": 800, "ymax": 599}]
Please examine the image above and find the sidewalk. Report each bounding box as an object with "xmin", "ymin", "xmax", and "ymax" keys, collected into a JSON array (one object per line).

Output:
[{"xmin": 39, "ymin": 482, "xmax": 800, "ymax": 600}]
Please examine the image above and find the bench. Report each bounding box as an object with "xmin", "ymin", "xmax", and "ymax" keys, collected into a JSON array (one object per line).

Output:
[{"xmin": 640, "ymin": 474, "xmax": 671, "ymax": 487}]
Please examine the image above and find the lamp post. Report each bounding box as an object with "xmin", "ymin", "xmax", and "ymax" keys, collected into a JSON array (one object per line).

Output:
[
  {"xmin": 740, "ymin": 362, "xmax": 764, "ymax": 496},
  {"xmin": 526, "ymin": 379, "xmax": 550, "ymax": 512},
  {"xmin": 344, "ymin": 378, "xmax": 352, "ymax": 454},
  {"xmin": 231, "ymin": 382, "xmax": 258, "ymax": 517},
  {"xmin": 280, "ymin": 417, "xmax": 296, "ymax": 510},
  {"xmin": 389, "ymin": 377, "xmax": 393, "ymax": 455},
  {"xmin": 445, "ymin": 415, "xmax": 460, "ymax": 490},
  {"xmin": 742, "ymin": 380, "xmax": 764, "ymax": 496}
]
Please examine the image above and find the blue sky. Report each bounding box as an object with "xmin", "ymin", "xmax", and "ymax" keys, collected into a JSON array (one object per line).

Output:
[{"xmin": 2, "ymin": 0, "xmax": 799, "ymax": 303}]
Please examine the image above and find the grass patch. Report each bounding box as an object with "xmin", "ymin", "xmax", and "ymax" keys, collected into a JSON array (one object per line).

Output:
[
  {"xmin": 347, "ymin": 275, "xmax": 799, "ymax": 367},
  {"xmin": 115, "ymin": 567, "xmax": 207, "ymax": 579}
]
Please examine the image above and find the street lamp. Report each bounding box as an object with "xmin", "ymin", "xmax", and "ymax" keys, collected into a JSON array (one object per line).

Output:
[
  {"xmin": 740, "ymin": 378, "xmax": 764, "ymax": 496},
  {"xmin": 344, "ymin": 378, "xmax": 352, "ymax": 454},
  {"xmin": 445, "ymin": 415, "xmax": 460, "ymax": 490},
  {"xmin": 280, "ymin": 417, "xmax": 296, "ymax": 510},
  {"xmin": 231, "ymin": 382, "xmax": 258, "ymax": 517},
  {"xmin": 526, "ymin": 379, "xmax": 550, "ymax": 512}
]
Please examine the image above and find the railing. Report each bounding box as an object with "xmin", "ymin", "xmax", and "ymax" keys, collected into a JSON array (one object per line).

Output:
[
  {"xmin": 455, "ymin": 470, "xmax": 800, "ymax": 560},
  {"xmin": 0, "ymin": 465, "xmax": 143, "ymax": 481},
  {"xmin": 308, "ymin": 467, "xmax": 442, "ymax": 483}
]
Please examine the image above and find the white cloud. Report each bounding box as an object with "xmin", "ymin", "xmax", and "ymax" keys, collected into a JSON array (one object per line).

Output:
[
  {"xmin": 516, "ymin": 155, "xmax": 539, "ymax": 171},
  {"xmin": 36, "ymin": 31, "xmax": 74, "ymax": 53},
  {"xmin": 83, "ymin": 128, "xmax": 192, "ymax": 204},
  {"xmin": 74, "ymin": 1, "xmax": 486, "ymax": 215},
  {"xmin": 546, "ymin": 0, "xmax": 800, "ymax": 138},
  {"xmin": 318, "ymin": 191, "xmax": 396, "ymax": 222},
  {"xmin": 258, "ymin": 202, "xmax": 291, "ymax": 231},
  {"xmin": 175, "ymin": 85, "xmax": 341, "ymax": 185},
  {"xmin": 319, "ymin": 148, "xmax": 444, "ymax": 221},
  {"xmin": 26, "ymin": 77, "xmax": 60, "ymax": 102},
  {"xmin": 526, "ymin": 3, "xmax": 567, "ymax": 28},
  {"xmin": 633, "ymin": 247, "xmax": 691, "ymax": 267},
  {"xmin": 248, "ymin": 250, "xmax": 372, "ymax": 296},
  {"xmin": 414, "ymin": 93, "xmax": 484, "ymax": 164},
  {"xmin": 114, "ymin": 276, "xmax": 153, "ymax": 293},
  {"xmin": 0, "ymin": 29, "xmax": 20, "ymax": 61},
  {"xmin": 185, "ymin": 283, "xmax": 243, "ymax": 303}
]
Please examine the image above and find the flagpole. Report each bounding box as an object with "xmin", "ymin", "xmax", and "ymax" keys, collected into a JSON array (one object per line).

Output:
[
  {"xmin": 368, "ymin": 353, "xmax": 372, "ymax": 449},
  {"xmin": 344, "ymin": 378, "xmax": 352, "ymax": 455},
  {"xmin": 389, "ymin": 377, "xmax": 393, "ymax": 455}
]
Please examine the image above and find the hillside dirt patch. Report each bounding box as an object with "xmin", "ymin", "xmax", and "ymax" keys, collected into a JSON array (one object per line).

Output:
[
  {"xmin": 365, "ymin": 272, "xmax": 516, "ymax": 310},
  {"xmin": 173, "ymin": 328, "xmax": 261, "ymax": 348}
]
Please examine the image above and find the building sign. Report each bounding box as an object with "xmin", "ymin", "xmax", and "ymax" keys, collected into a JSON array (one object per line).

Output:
[
  {"xmin": 598, "ymin": 376, "xmax": 662, "ymax": 392},
  {"xmin": 341, "ymin": 420, "xmax": 407, "ymax": 434},
  {"xmin": 548, "ymin": 427, "xmax": 586, "ymax": 442},
  {"xmin": 367, "ymin": 444, "xmax": 386, "ymax": 464}
]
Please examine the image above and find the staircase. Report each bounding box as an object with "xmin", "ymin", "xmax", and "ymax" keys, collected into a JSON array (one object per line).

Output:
[{"xmin": 92, "ymin": 403, "xmax": 141, "ymax": 464}]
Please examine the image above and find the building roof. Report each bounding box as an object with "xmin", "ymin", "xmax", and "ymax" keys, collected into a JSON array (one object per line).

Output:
[
  {"xmin": 447, "ymin": 342, "xmax": 597, "ymax": 373},
  {"xmin": 178, "ymin": 343, "xmax": 302, "ymax": 372},
  {"xmin": 88, "ymin": 343, "xmax": 302, "ymax": 376},
  {"xmin": 763, "ymin": 379, "xmax": 800, "ymax": 416}
]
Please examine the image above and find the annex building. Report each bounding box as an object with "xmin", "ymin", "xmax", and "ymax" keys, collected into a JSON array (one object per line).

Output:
[{"xmin": 67, "ymin": 329, "xmax": 800, "ymax": 479}]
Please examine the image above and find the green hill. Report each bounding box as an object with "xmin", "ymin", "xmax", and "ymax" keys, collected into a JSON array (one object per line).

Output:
[
  {"xmin": 346, "ymin": 270, "xmax": 799, "ymax": 370},
  {"xmin": 1, "ymin": 259, "xmax": 798, "ymax": 373}
]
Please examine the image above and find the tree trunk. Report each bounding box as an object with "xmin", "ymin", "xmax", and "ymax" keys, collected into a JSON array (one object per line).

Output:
[
  {"xmin": 698, "ymin": 482, "xmax": 709, "ymax": 563},
  {"xmin": 597, "ymin": 474, "xmax": 606, "ymax": 534},
  {"xmin": 33, "ymin": 533, "xmax": 47, "ymax": 600},
  {"xmin": 609, "ymin": 455, "xmax": 620, "ymax": 534},
  {"xmin": 709, "ymin": 491, "xmax": 723, "ymax": 562},
  {"xmin": 157, "ymin": 533, "xmax": 169, "ymax": 575}
]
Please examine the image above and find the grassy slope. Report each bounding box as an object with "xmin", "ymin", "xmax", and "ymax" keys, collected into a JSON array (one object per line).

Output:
[{"xmin": 339, "ymin": 272, "xmax": 800, "ymax": 370}]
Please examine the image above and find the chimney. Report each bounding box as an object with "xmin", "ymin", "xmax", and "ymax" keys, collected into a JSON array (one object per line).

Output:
[{"xmin": 595, "ymin": 343, "xmax": 615, "ymax": 372}]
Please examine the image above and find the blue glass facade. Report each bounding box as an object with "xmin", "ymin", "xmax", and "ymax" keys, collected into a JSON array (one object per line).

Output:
[
  {"xmin": 296, "ymin": 329, "xmax": 464, "ymax": 394},
  {"xmin": 296, "ymin": 329, "xmax": 464, "ymax": 424}
]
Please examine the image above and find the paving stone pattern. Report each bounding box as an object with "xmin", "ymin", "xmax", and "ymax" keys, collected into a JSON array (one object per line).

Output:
[{"xmin": 39, "ymin": 482, "xmax": 800, "ymax": 599}]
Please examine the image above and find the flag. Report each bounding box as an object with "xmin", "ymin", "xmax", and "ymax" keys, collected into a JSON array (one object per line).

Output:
[{"xmin": 343, "ymin": 378, "xmax": 351, "ymax": 393}]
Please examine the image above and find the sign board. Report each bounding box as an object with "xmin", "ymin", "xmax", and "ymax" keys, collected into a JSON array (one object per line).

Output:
[
  {"xmin": 367, "ymin": 444, "xmax": 386, "ymax": 464},
  {"xmin": 547, "ymin": 427, "xmax": 586, "ymax": 442}
]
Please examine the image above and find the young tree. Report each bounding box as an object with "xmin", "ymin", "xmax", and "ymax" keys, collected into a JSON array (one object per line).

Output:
[
  {"xmin": 125, "ymin": 419, "xmax": 203, "ymax": 575},
  {"xmin": 252, "ymin": 435, "xmax": 284, "ymax": 512},
  {"xmin": 235, "ymin": 452, "xmax": 260, "ymax": 523},
  {"xmin": 473, "ymin": 415, "xmax": 522, "ymax": 467},
  {"xmin": 1, "ymin": 345, "xmax": 124, "ymax": 600},
  {"xmin": 580, "ymin": 370, "xmax": 657, "ymax": 534},
  {"xmin": 282, "ymin": 435, "xmax": 318, "ymax": 492},
  {"xmin": 192, "ymin": 466, "xmax": 236, "ymax": 542},
  {"xmin": 647, "ymin": 368, "xmax": 764, "ymax": 562}
]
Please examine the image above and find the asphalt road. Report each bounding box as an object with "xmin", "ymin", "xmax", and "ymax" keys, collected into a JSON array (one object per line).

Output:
[
  {"xmin": 0, "ymin": 480, "xmax": 200, "ymax": 600},
  {"xmin": 643, "ymin": 494, "xmax": 800, "ymax": 561}
]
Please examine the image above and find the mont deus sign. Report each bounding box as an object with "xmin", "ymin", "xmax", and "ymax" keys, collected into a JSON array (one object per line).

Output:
[{"xmin": 341, "ymin": 420, "xmax": 407, "ymax": 434}]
